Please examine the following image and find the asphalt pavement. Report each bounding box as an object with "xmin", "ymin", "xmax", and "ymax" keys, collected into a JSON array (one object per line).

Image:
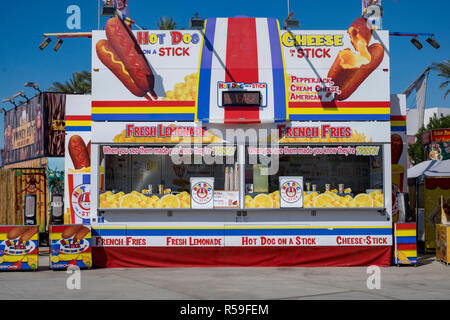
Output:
[{"xmin": 0, "ymin": 250, "xmax": 448, "ymax": 300}]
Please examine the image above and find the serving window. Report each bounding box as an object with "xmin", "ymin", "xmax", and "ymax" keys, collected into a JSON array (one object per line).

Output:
[
  {"xmin": 98, "ymin": 144, "xmax": 237, "ymax": 209},
  {"xmin": 244, "ymin": 144, "xmax": 384, "ymax": 209},
  {"xmin": 97, "ymin": 142, "xmax": 385, "ymax": 210}
]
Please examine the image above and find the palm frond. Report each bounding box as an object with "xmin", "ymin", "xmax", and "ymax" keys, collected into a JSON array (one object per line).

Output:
[
  {"xmin": 157, "ymin": 16, "xmax": 177, "ymax": 30},
  {"xmin": 431, "ymin": 60, "xmax": 450, "ymax": 99},
  {"xmin": 48, "ymin": 71, "xmax": 91, "ymax": 94}
]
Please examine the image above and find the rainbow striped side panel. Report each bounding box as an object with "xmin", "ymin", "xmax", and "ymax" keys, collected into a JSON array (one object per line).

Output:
[
  {"xmin": 394, "ymin": 223, "xmax": 417, "ymax": 265},
  {"xmin": 65, "ymin": 115, "xmax": 92, "ymax": 132},
  {"xmin": 391, "ymin": 115, "xmax": 406, "ymax": 132},
  {"xmin": 288, "ymin": 101, "xmax": 390, "ymax": 121},
  {"xmin": 91, "ymin": 101, "xmax": 196, "ymax": 122}
]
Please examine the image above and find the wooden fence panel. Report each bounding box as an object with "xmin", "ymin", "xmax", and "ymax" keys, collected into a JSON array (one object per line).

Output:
[{"xmin": 0, "ymin": 169, "xmax": 17, "ymax": 225}]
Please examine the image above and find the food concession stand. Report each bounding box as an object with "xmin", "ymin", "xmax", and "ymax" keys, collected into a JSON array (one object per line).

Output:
[{"xmin": 65, "ymin": 16, "xmax": 393, "ymax": 267}]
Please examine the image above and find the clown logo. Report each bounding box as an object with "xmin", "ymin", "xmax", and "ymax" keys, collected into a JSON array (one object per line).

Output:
[
  {"xmin": 71, "ymin": 184, "xmax": 91, "ymax": 219},
  {"xmin": 281, "ymin": 181, "xmax": 302, "ymax": 203},
  {"xmin": 191, "ymin": 182, "xmax": 213, "ymax": 204}
]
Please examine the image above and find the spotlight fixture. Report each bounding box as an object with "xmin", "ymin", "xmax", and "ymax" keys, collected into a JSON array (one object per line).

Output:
[
  {"xmin": 54, "ymin": 38, "xmax": 63, "ymax": 52},
  {"xmin": 189, "ymin": 13, "xmax": 205, "ymax": 30},
  {"xmin": 410, "ymin": 37, "xmax": 423, "ymax": 50},
  {"xmin": 11, "ymin": 90, "xmax": 24, "ymax": 100},
  {"xmin": 2, "ymin": 97, "xmax": 17, "ymax": 107},
  {"xmin": 39, "ymin": 37, "xmax": 51, "ymax": 50},
  {"xmin": 101, "ymin": 1, "xmax": 116, "ymax": 16},
  {"xmin": 12, "ymin": 90, "xmax": 29, "ymax": 102},
  {"xmin": 24, "ymin": 82, "xmax": 42, "ymax": 93},
  {"xmin": 283, "ymin": 12, "xmax": 300, "ymax": 29},
  {"xmin": 426, "ymin": 36, "xmax": 440, "ymax": 49}
]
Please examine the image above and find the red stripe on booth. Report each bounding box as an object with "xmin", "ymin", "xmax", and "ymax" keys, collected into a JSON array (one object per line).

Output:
[
  {"xmin": 289, "ymin": 101, "xmax": 390, "ymax": 108},
  {"xmin": 396, "ymin": 243, "xmax": 417, "ymax": 251},
  {"xmin": 224, "ymin": 18, "xmax": 260, "ymax": 123},
  {"xmin": 395, "ymin": 223, "xmax": 416, "ymax": 230}
]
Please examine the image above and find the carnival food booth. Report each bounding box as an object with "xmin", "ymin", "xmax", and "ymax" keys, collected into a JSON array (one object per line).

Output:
[{"xmin": 65, "ymin": 15, "xmax": 393, "ymax": 267}]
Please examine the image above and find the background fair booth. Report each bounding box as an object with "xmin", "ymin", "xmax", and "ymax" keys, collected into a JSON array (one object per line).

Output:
[{"xmin": 66, "ymin": 16, "xmax": 393, "ymax": 267}]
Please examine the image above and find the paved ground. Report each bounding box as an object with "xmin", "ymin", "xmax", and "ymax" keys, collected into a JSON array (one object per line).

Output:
[{"xmin": 0, "ymin": 251, "xmax": 448, "ymax": 300}]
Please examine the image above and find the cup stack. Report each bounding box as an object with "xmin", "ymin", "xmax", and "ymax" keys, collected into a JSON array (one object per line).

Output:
[
  {"xmin": 224, "ymin": 167, "xmax": 230, "ymax": 191},
  {"xmin": 233, "ymin": 163, "xmax": 239, "ymax": 191}
]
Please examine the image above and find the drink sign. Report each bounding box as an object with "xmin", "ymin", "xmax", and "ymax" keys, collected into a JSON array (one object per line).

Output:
[
  {"xmin": 190, "ymin": 177, "xmax": 214, "ymax": 209},
  {"xmin": 279, "ymin": 176, "xmax": 303, "ymax": 208}
]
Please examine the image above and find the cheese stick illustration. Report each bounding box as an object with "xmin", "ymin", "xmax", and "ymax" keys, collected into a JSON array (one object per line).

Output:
[
  {"xmin": 327, "ymin": 17, "xmax": 384, "ymax": 100},
  {"xmin": 328, "ymin": 43, "xmax": 384, "ymax": 100},
  {"xmin": 348, "ymin": 17, "xmax": 372, "ymax": 59}
]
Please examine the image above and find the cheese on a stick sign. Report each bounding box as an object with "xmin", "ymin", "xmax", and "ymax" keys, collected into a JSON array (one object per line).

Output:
[{"xmin": 282, "ymin": 16, "xmax": 389, "ymax": 122}]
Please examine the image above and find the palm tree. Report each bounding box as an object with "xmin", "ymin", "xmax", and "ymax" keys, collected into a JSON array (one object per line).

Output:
[
  {"xmin": 431, "ymin": 60, "xmax": 450, "ymax": 99},
  {"xmin": 157, "ymin": 16, "xmax": 177, "ymax": 30},
  {"xmin": 48, "ymin": 71, "xmax": 91, "ymax": 94}
]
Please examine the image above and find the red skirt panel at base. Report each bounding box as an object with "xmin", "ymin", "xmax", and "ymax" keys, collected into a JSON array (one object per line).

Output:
[{"xmin": 92, "ymin": 246, "xmax": 391, "ymax": 268}]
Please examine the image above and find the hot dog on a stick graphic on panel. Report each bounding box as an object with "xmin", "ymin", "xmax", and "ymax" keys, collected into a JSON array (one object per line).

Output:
[
  {"xmin": 327, "ymin": 17, "xmax": 385, "ymax": 100},
  {"xmin": 68, "ymin": 135, "xmax": 90, "ymax": 170},
  {"xmin": 96, "ymin": 16, "xmax": 157, "ymax": 100}
]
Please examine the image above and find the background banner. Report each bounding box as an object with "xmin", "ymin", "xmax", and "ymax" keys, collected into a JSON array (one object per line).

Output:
[{"xmin": 3, "ymin": 95, "xmax": 44, "ymax": 165}]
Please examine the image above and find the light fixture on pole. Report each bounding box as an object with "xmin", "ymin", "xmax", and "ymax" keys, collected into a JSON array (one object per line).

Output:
[
  {"xmin": 410, "ymin": 37, "xmax": 423, "ymax": 50},
  {"xmin": 101, "ymin": 0, "xmax": 116, "ymax": 16},
  {"xmin": 189, "ymin": 13, "xmax": 205, "ymax": 30},
  {"xmin": 283, "ymin": 12, "xmax": 300, "ymax": 29},
  {"xmin": 2, "ymin": 97, "xmax": 17, "ymax": 107},
  {"xmin": 426, "ymin": 36, "xmax": 440, "ymax": 49},
  {"xmin": 390, "ymin": 32, "xmax": 440, "ymax": 50},
  {"xmin": 24, "ymin": 82, "xmax": 42, "ymax": 93},
  {"xmin": 39, "ymin": 36, "xmax": 51, "ymax": 50},
  {"xmin": 12, "ymin": 90, "xmax": 29, "ymax": 103},
  {"xmin": 53, "ymin": 38, "xmax": 63, "ymax": 51}
]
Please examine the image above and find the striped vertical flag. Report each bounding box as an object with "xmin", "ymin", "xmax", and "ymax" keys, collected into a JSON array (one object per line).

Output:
[{"xmin": 197, "ymin": 17, "xmax": 287, "ymax": 123}]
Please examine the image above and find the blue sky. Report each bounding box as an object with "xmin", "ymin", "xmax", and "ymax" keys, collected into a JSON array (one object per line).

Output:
[{"xmin": 0, "ymin": 0, "xmax": 449, "ymax": 158}]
